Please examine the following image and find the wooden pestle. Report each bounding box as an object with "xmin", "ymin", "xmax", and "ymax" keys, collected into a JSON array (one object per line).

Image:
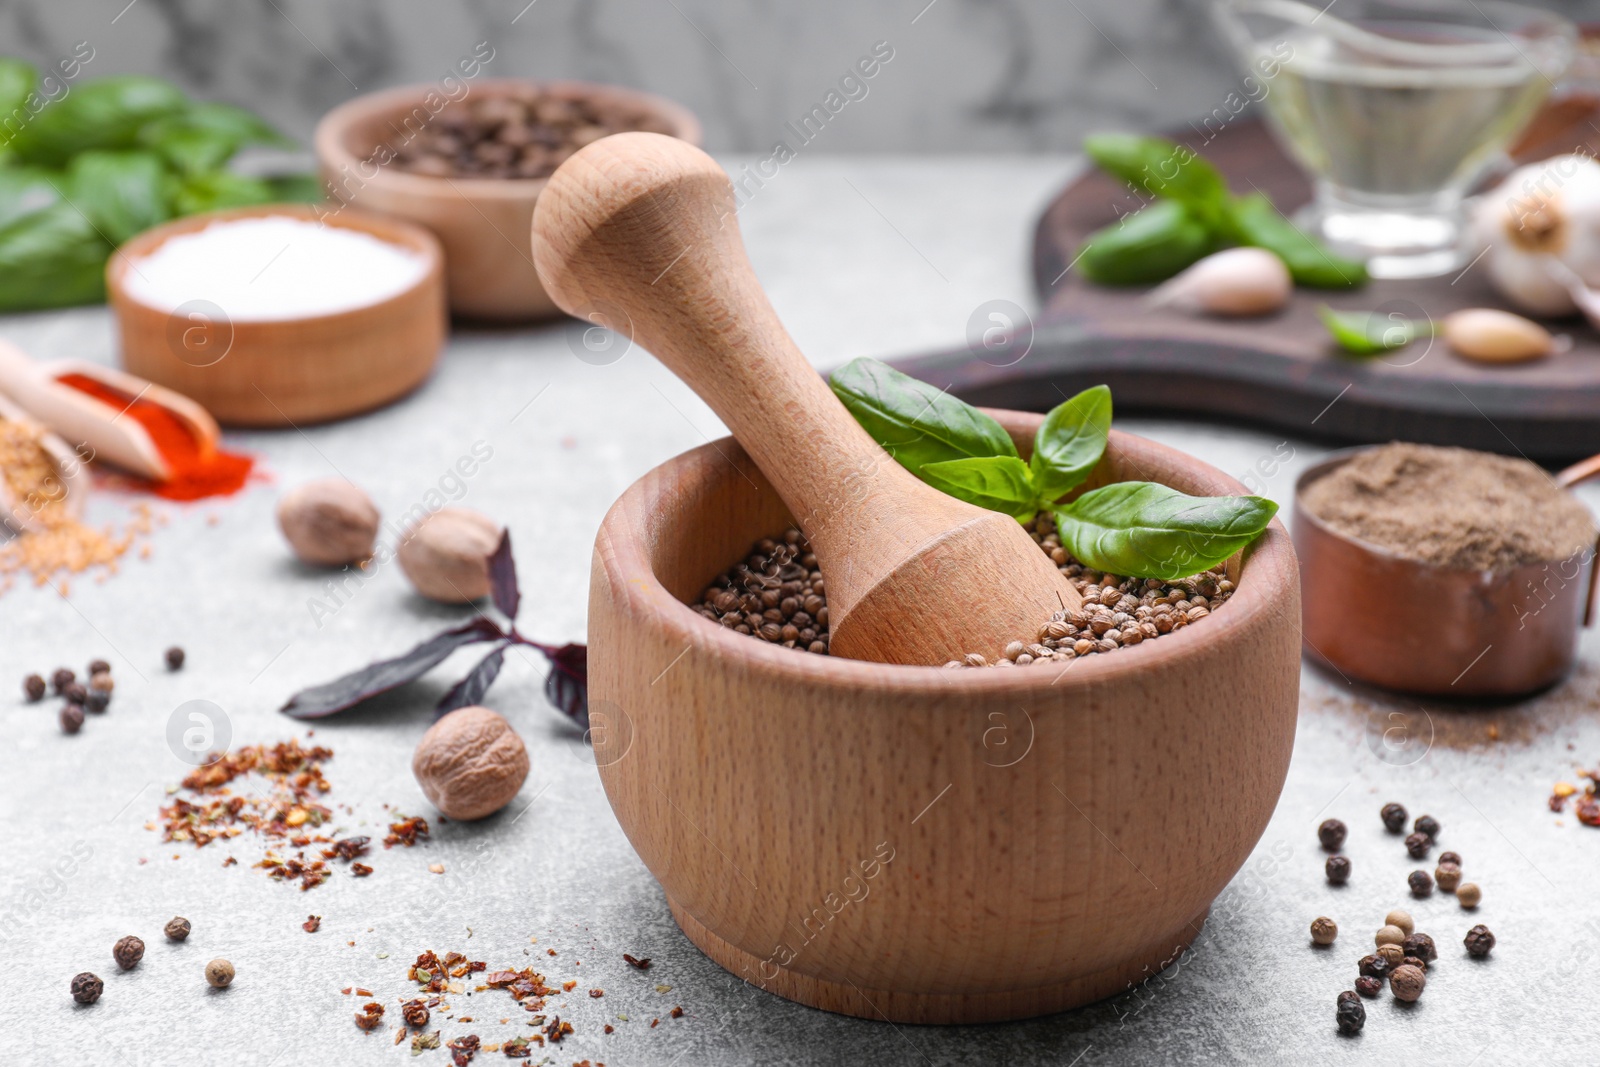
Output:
[{"xmin": 531, "ymin": 133, "xmax": 1080, "ymax": 666}]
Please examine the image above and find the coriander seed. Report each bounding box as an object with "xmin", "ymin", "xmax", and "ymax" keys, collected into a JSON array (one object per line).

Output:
[
  {"xmin": 205, "ymin": 958, "xmax": 234, "ymax": 988},
  {"xmin": 164, "ymin": 917, "xmax": 191, "ymax": 941},
  {"xmin": 23, "ymin": 673, "xmax": 45, "ymax": 701},
  {"xmin": 1402, "ymin": 932, "xmax": 1437, "ymax": 962},
  {"xmin": 1409, "ymin": 869, "xmax": 1434, "ymax": 897},
  {"xmin": 70, "ymin": 972, "xmax": 103, "ymax": 1005},
  {"xmin": 60, "ymin": 703, "xmax": 85, "ymax": 735},
  {"xmin": 1380, "ymin": 802, "xmax": 1407, "ymax": 833},
  {"xmin": 1310, "ymin": 916, "xmax": 1338, "ymax": 946},
  {"xmin": 1435, "ymin": 861, "xmax": 1462, "ymax": 892},
  {"xmin": 1464, "ymin": 924, "xmax": 1495, "ymax": 958},
  {"xmin": 1389, "ymin": 963, "xmax": 1426, "ymax": 1002},
  {"xmin": 1413, "ymin": 814, "xmax": 1440, "ymax": 840},
  {"xmin": 1457, "ymin": 882, "xmax": 1482, "ymax": 908},
  {"xmin": 1318, "ymin": 818, "xmax": 1347, "ymax": 851},
  {"xmin": 113, "ymin": 935, "xmax": 144, "ymax": 971},
  {"xmin": 1405, "ymin": 831, "xmax": 1431, "ymax": 859},
  {"xmin": 1335, "ymin": 992, "xmax": 1365, "ymax": 1035},
  {"xmin": 1375, "ymin": 924, "xmax": 1406, "ymax": 948},
  {"xmin": 165, "ymin": 646, "xmax": 185, "ymax": 671},
  {"xmin": 1384, "ymin": 908, "xmax": 1414, "ymax": 936},
  {"xmin": 1354, "ymin": 975, "xmax": 1381, "ymax": 998},
  {"xmin": 1376, "ymin": 943, "xmax": 1404, "ymax": 968},
  {"xmin": 1325, "ymin": 855, "xmax": 1351, "ymax": 884},
  {"xmin": 1358, "ymin": 953, "xmax": 1390, "ymax": 978}
]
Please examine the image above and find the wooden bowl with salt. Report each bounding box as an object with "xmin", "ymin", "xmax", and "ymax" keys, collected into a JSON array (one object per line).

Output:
[
  {"xmin": 588, "ymin": 414, "xmax": 1300, "ymax": 1023},
  {"xmin": 107, "ymin": 203, "xmax": 446, "ymax": 427}
]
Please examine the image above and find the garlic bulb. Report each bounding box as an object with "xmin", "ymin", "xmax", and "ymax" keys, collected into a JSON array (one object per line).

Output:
[
  {"xmin": 1146, "ymin": 247, "xmax": 1291, "ymax": 317},
  {"xmin": 1473, "ymin": 155, "xmax": 1600, "ymax": 316},
  {"xmin": 1442, "ymin": 308, "xmax": 1553, "ymax": 364}
]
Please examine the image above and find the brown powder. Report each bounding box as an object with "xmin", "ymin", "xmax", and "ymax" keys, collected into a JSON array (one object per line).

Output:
[{"xmin": 1301, "ymin": 442, "xmax": 1595, "ymax": 571}]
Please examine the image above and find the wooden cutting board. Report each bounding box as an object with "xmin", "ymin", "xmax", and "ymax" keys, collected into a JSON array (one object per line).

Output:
[{"xmin": 889, "ymin": 108, "xmax": 1600, "ymax": 463}]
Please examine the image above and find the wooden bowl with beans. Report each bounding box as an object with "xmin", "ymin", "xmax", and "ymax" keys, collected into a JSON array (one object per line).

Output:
[
  {"xmin": 587, "ymin": 410, "xmax": 1301, "ymax": 1024},
  {"xmin": 314, "ymin": 79, "xmax": 701, "ymax": 321}
]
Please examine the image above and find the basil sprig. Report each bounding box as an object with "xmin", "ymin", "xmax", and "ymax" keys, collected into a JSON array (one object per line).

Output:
[
  {"xmin": 1077, "ymin": 132, "xmax": 1367, "ymax": 290},
  {"xmin": 830, "ymin": 358, "xmax": 1277, "ymax": 580},
  {"xmin": 1317, "ymin": 304, "xmax": 1436, "ymax": 356}
]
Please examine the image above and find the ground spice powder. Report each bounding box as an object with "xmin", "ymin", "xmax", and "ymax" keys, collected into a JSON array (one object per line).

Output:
[
  {"xmin": 1301, "ymin": 442, "xmax": 1595, "ymax": 571},
  {"xmin": 56, "ymin": 374, "xmax": 254, "ymax": 501}
]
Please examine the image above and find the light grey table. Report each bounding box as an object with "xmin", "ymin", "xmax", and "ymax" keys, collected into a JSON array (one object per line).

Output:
[{"xmin": 5, "ymin": 156, "xmax": 1598, "ymax": 1066}]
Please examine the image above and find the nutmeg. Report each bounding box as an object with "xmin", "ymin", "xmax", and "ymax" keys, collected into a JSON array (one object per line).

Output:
[
  {"xmin": 412, "ymin": 706, "xmax": 529, "ymax": 820},
  {"xmin": 277, "ymin": 478, "xmax": 380, "ymax": 566},
  {"xmin": 396, "ymin": 507, "xmax": 501, "ymax": 603}
]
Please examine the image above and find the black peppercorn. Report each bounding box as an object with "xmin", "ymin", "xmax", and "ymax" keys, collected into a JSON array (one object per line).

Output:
[
  {"xmin": 1317, "ymin": 818, "xmax": 1347, "ymax": 851},
  {"xmin": 1354, "ymin": 975, "xmax": 1382, "ymax": 998},
  {"xmin": 1464, "ymin": 924, "xmax": 1495, "ymax": 958},
  {"xmin": 165, "ymin": 646, "xmax": 185, "ymax": 671},
  {"xmin": 1325, "ymin": 855, "xmax": 1351, "ymax": 884},
  {"xmin": 1380, "ymin": 802, "xmax": 1407, "ymax": 833},
  {"xmin": 1403, "ymin": 932, "xmax": 1437, "ymax": 962},
  {"xmin": 70, "ymin": 972, "xmax": 102, "ymax": 1005},
  {"xmin": 113, "ymin": 935, "xmax": 144, "ymax": 971},
  {"xmin": 51, "ymin": 667, "xmax": 75, "ymax": 694},
  {"xmin": 86, "ymin": 658, "xmax": 110, "ymax": 676},
  {"xmin": 1335, "ymin": 993, "xmax": 1365, "ymax": 1035},
  {"xmin": 23, "ymin": 673, "xmax": 45, "ymax": 701},
  {"xmin": 1413, "ymin": 814, "xmax": 1440, "ymax": 840},
  {"xmin": 1405, "ymin": 831, "xmax": 1431, "ymax": 859},
  {"xmin": 62, "ymin": 681, "xmax": 87, "ymax": 705},
  {"xmin": 1408, "ymin": 869, "xmax": 1434, "ymax": 897},
  {"xmin": 60, "ymin": 703, "xmax": 85, "ymax": 735},
  {"xmin": 1358, "ymin": 953, "xmax": 1390, "ymax": 978},
  {"xmin": 1438, "ymin": 850, "xmax": 1461, "ymax": 867},
  {"xmin": 164, "ymin": 916, "xmax": 191, "ymax": 941},
  {"xmin": 85, "ymin": 689, "xmax": 109, "ymax": 714}
]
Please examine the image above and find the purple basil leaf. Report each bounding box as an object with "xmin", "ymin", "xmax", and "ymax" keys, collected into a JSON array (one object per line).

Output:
[
  {"xmin": 487, "ymin": 528, "xmax": 520, "ymax": 621},
  {"xmin": 281, "ymin": 617, "xmax": 504, "ymax": 719},
  {"xmin": 540, "ymin": 642, "xmax": 588, "ymax": 729},
  {"xmin": 435, "ymin": 642, "xmax": 510, "ymax": 718}
]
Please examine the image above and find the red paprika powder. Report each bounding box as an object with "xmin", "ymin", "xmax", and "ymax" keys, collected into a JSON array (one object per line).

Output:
[{"xmin": 56, "ymin": 374, "xmax": 254, "ymax": 501}]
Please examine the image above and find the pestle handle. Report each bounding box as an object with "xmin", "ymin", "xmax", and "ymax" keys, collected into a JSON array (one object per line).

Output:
[{"xmin": 531, "ymin": 133, "xmax": 966, "ymax": 604}]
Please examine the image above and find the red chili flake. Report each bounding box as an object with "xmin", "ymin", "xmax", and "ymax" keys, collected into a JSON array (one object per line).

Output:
[
  {"xmin": 351, "ymin": 862, "xmax": 373, "ymax": 876},
  {"xmin": 562, "ymin": 980, "xmax": 577, "ymax": 992},
  {"xmin": 395, "ymin": 1028, "xmax": 407, "ymax": 1046},
  {"xmin": 1578, "ymin": 796, "xmax": 1600, "ymax": 827},
  {"xmin": 622, "ymin": 954, "xmax": 650, "ymax": 970},
  {"xmin": 485, "ymin": 971, "xmax": 522, "ymax": 987},
  {"xmin": 547, "ymin": 949, "xmax": 557, "ymax": 957},
  {"xmin": 322, "ymin": 836, "xmax": 371, "ymax": 861},
  {"xmin": 459, "ymin": 1017, "xmax": 473, "ymax": 1023},
  {"xmin": 670, "ymin": 1006, "xmax": 684, "ymax": 1019},
  {"xmin": 222, "ymin": 856, "xmax": 238, "ymax": 867},
  {"xmin": 603, "ymin": 1025, "xmax": 614, "ymax": 1035},
  {"xmin": 354, "ymin": 1002, "xmax": 385, "ymax": 1031},
  {"xmin": 303, "ymin": 915, "xmax": 321, "ymax": 933},
  {"xmin": 1551, "ymin": 793, "xmax": 1569, "ymax": 812},
  {"xmin": 340, "ymin": 986, "xmax": 352, "ymax": 995},
  {"xmin": 447, "ymin": 1033, "xmax": 480, "ymax": 1066},
  {"xmin": 503, "ymin": 1036, "xmax": 532, "ymax": 1059},
  {"xmin": 383, "ymin": 815, "xmax": 430, "ymax": 849},
  {"xmin": 588, "ymin": 989, "xmax": 603, "ymax": 999},
  {"xmin": 355, "ymin": 988, "xmax": 373, "ymax": 997},
  {"xmin": 650, "ymin": 1018, "xmax": 659, "ymax": 1028},
  {"xmin": 542, "ymin": 1016, "xmax": 572, "ymax": 1043}
]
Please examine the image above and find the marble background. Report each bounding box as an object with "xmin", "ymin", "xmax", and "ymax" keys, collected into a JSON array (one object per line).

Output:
[{"xmin": 0, "ymin": 0, "xmax": 1484, "ymax": 154}]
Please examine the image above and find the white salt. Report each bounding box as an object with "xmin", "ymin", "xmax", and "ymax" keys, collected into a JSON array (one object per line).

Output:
[{"xmin": 122, "ymin": 215, "xmax": 430, "ymax": 321}]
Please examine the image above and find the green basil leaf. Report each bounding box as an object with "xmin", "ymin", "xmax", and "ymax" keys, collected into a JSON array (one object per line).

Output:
[
  {"xmin": 265, "ymin": 173, "xmax": 324, "ymax": 202},
  {"xmin": 1317, "ymin": 304, "xmax": 1435, "ymax": 356},
  {"xmin": 921, "ymin": 456, "xmax": 1039, "ymax": 520},
  {"xmin": 1083, "ymin": 132, "xmax": 1228, "ymax": 209},
  {"xmin": 1223, "ymin": 193, "xmax": 1367, "ymax": 289},
  {"xmin": 140, "ymin": 102, "xmax": 288, "ymax": 174},
  {"xmin": 170, "ymin": 170, "xmax": 276, "ymax": 216},
  {"xmin": 11, "ymin": 75, "xmax": 188, "ymax": 166},
  {"xmin": 0, "ymin": 166, "xmax": 62, "ymax": 230},
  {"xmin": 66, "ymin": 150, "xmax": 172, "ymax": 244},
  {"xmin": 0, "ymin": 58, "xmax": 37, "ymax": 160},
  {"xmin": 830, "ymin": 357, "xmax": 1017, "ymax": 479},
  {"xmin": 1052, "ymin": 481, "xmax": 1278, "ymax": 581},
  {"xmin": 1032, "ymin": 385, "xmax": 1111, "ymax": 503},
  {"xmin": 1076, "ymin": 200, "xmax": 1216, "ymax": 285},
  {"xmin": 0, "ymin": 200, "xmax": 111, "ymax": 312}
]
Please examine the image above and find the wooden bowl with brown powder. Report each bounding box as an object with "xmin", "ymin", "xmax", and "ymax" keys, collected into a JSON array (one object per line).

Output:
[{"xmin": 1295, "ymin": 442, "xmax": 1600, "ymax": 697}]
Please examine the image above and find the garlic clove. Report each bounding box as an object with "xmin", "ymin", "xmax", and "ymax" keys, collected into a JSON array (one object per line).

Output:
[
  {"xmin": 1146, "ymin": 247, "xmax": 1292, "ymax": 317},
  {"xmin": 1442, "ymin": 308, "xmax": 1553, "ymax": 364}
]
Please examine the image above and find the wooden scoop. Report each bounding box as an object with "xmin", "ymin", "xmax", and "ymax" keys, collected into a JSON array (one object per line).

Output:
[
  {"xmin": 0, "ymin": 391, "xmax": 86, "ymax": 534},
  {"xmin": 532, "ymin": 132, "xmax": 1081, "ymax": 666},
  {"xmin": 0, "ymin": 339, "xmax": 220, "ymax": 481}
]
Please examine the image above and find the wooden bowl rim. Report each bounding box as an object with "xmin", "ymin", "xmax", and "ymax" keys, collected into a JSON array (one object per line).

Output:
[
  {"xmin": 106, "ymin": 202, "xmax": 445, "ymax": 329},
  {"xmin": 313, "ymin": 77, "xmax": 704, "ymax": 202},
  {"xmin": 599, "ymin": 412, "xmax": 1298, "ymax": 692}
]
